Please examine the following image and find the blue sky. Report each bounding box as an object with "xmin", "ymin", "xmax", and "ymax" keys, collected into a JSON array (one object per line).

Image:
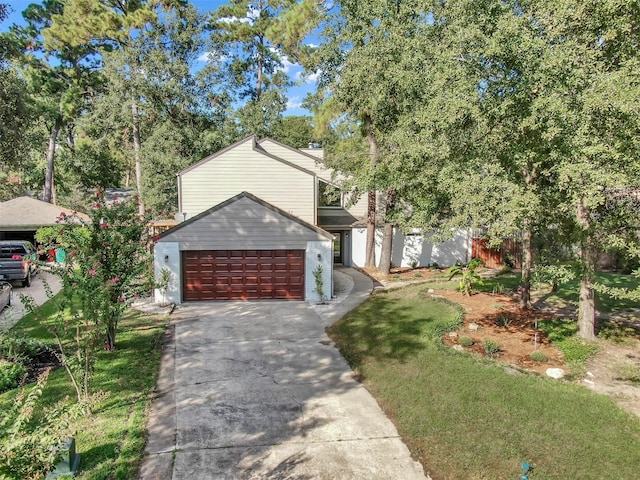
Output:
[{"xmin": 2, "ymin": 0, "xmax": 319, "ymax": 116}]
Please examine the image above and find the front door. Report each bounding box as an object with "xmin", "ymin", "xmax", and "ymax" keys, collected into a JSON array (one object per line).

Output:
[{"xmin": 331, "ymin": 231, "xmax": 343, "ymax": 264}]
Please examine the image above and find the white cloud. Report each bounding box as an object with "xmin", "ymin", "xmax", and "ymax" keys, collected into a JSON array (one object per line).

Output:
[
  {"xmin": 197, "ymin": 52, "xmax": 228, "ymax": 63},
  {"xmin": 197, "ymin": 52, "xmax": 214, "ymax": 62},
  {"xmin": 295, "ymin": 69, "xmax": 321, "ymax": 84},
  {"xmin": 286, "ymin": 96, "xmax": 302, "ymax": 111},
  {"xmin": 280, "ymin": 56, "xmax": 296, "ymax": 73}
]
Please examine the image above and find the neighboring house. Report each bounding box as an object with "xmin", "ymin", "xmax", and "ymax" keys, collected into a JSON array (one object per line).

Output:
[
  {"xmin": 154, "ymin": 135, "xmax": 470, "ymax": 304},
  {"xmin": 0, "ymin": 196, "xmax": 89, "ymax": 244}
]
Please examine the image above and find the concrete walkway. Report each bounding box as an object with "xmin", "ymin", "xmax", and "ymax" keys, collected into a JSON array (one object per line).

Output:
[{"xmin": 140, "ymin": 267, "xmax": 429, "ymax": 480}]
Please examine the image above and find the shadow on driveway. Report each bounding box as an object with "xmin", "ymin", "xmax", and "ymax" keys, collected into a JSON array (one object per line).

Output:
[{"xmin": 140, "ymin": 269, "xmax": 429, "ymax": 480}]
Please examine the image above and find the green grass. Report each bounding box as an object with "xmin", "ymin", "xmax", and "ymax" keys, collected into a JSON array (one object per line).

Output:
[
  {"xmin": 538, "ymin": 318, "xmax": 601, "ymax": 375},
  {"xmin": 327, "ymin": 284, "xmax": 640, "ymax": 480},
  {"xmin": 1, "ymin": 294, "xmax": 169, "ymax": 479},
  {"xmin": 479, "ymin": 270, "xmax": 640, "ymax": 313}
]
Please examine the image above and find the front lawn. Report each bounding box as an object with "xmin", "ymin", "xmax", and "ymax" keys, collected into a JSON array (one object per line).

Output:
[
  {"xmin": 1, "ymin": 296, "xmax": 168, "ymax": 479},
  {"xmin": 480, "ymin": 270, "xmax": 640, "ymax": 313},
  {"xmin": 327, "ymin": 284, "xmax": 640, "ymax": 480}
]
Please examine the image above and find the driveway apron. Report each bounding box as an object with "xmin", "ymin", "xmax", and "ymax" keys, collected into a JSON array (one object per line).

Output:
[{"xmin": 140, "ymin": 269, "xmax": 428, "ymax": 480}]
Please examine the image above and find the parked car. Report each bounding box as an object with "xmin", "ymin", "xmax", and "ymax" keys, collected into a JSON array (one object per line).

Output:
[
  {"xmin": 0, "ymin": 240, "xmax": 37, "ymax": 287},
  {"xmin": 0, "ymin": 281, "xmax": 11, "ymax": 310}
]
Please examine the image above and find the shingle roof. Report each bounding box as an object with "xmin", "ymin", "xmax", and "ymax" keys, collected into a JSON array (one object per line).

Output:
[{"xmin": 0, "ymin": 196, "xmax": 89, "ymax": 230}]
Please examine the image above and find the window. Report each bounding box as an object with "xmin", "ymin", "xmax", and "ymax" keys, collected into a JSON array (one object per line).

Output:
[{"xmin": 319, "ymin": 181, "xmax": 342, "ymax": 207}]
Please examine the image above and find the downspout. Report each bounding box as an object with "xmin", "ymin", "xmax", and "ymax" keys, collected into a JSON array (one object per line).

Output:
[
  {"xmin": 177, "ymin": 173, "xmax": 182, "ymax": 217},
  {"xmin": 313, "ymin": 174, "xmax": 318, "ymax": 225}
]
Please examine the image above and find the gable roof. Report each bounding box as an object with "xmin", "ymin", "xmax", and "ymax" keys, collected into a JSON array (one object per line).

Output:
[
  {"xmin": 177, "ymin": 135, "xmax": 317, "ymax": 178},
  {"xmin": 156, "ymin": 191, "xmax": 333, "ymax": 242},
  {"xmin": 0, "ymin": 196, "xmax": 90, "ymax": 230},
  {"xmin": 258, "ymin": 137, "xmax": 329, "ymax": 165},
  {"xmin": 257, "ymin": 137, "xmax": 336, "ymax": 182}
]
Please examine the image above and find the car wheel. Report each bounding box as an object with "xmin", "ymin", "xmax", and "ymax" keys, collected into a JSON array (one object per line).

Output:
[{"xmin": 22, "ymin": 271, "xmax": 31, "ymax": 288}]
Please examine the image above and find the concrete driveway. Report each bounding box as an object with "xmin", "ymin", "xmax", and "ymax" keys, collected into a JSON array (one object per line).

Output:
[
  {"xmin": 0, "ymin": 270, "xmax": 62, "ymax": 333},
  {"xmin": 140, "ymin": 268, "xmax": 429, "ymax": 480}
]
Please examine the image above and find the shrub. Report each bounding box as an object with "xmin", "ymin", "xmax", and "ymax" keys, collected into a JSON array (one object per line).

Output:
[
  {"xmin": 492, "ymin": 283, "xmax": 506, "ymax": 295},
  {"xmin": 0, "ymin": 335, "xmax": 50, "ymax": 363},
  {"xmin": 533, "ymin": 264, "xmax": 576, "ymax": 291},
  {"xmin": 458, "ymin": 336, "xmax": 473, "ymax": 347},
  {"xmin": 447, "ymin": 264, "xmax": 483, "ymax": 295},
  {"xmin": 0, "ymin": 359, "xmax": 27, "ymax": 392},
  {"xmin": 467, "ymin": 257, "xmax": 485, "ymax": 270},
  {"xmin": 529, "ymin": 351, "xmax": 549, "ymax": 362},
  {"xmin": 493, "ymin": 314, "xmax": 514, "ymax": 328},
  {"xmin": 0, "ymin": 370, "xmax": 79, "ymax": 480},
  {"xmin": 556, "ymin": 338, "xmax": 600, "ymax": 364},
  {"xmin": 313, "ymin": 264, "xmax": 326, "ymax": 303},
  {"xmin": 483, "ymin": 339, "xmax": 501, "ymax": 357}
]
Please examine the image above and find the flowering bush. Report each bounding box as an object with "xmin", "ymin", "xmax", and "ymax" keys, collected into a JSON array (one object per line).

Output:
[{"xmin": 33, "ymin": 189, "xmax": 154, "ymax": 403}]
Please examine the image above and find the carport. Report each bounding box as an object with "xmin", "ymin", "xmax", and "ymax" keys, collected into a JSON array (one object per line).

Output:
[{"xmin": 154, "ymin": 192, "xmax": 334, "ymax": 304}]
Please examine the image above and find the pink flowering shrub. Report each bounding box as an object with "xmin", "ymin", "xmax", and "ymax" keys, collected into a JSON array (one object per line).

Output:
[{"xmin": 36, "ymin": 188, "xmax": 153, "ymax": 352}]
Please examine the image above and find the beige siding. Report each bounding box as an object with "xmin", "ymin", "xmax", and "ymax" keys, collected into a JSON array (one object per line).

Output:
[
  {"xmin": 160, "ymin": 197, "xmax": 328, "ymax": 250},
  {"xmin": 259, "ymin": 139, "xmax": 368, "ymax": 217},
  {"xmin": 181, "ymin": 140, "xmax": 315, "ymax": 223},
  {"xmin": 299, "ymin": 148, "xmax": 324, "ymax": 159},
  {"xmin": 345, "ymin": 192, "xmax": 367, "ymax": 217},
  {"xmin": 259, "ymin": 140, "xmax": 334, "ymax": 181}
]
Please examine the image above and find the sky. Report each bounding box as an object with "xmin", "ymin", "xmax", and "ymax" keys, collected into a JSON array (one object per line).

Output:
[{"xmin": 1, "ymin": 0, "xmax": 320, "ymax": 116}]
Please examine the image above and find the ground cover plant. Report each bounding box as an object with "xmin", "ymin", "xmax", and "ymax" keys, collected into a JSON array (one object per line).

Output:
[
  {"xmin": 327, "ymin": 284, "xmax": 640, "ymax": 479},
  {"xmin": 0, "ymin": 298, "xmax": 168, "ymax": 479}
]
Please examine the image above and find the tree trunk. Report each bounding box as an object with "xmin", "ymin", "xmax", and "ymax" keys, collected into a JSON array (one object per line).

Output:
[
  {"xmin": 519, "ymin": 168, "xmax": 536, "ymax": 309},
  {"xmin": 106, "ymin": 322, "xmax": 117, "ymax": 351},
  {"xmin": 257, "ymin": 36, "xmax": 263, "ymax": 99},
  {"xmin": 577, "ymin": 197, "xmax": 597, "ymax": 341},
  {"xmin": 43, "ymin": 117, "xmax": 62, "ymax": 203},
  {"xmin": 519, "ymin": 217, "xmax": 532, "ymax": 309},
  {"xmin": 378, "ymin": 223, "xmax": 393, "ymax": 274},
  {"xmin": 131, "ymin": 100, "xmax": 144, "ymax": 215},
  {"xmin": 364, "ymin": 114, "xmax": 377, "ymax": 269},
  {"xmin": 378, "ymin": 189, "xmax": 397, "ymax": 275}
]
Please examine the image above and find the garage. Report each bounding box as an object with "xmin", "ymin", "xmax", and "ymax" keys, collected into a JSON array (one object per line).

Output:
[
  {"xmin": 182, "ymin": 249, "xmax": 304, "ymax": 301},
  {"xmin": 153, "ymin": 192, "xmax": 333, "ymax": 304},
  {"xmin": 0, "ymin": 196, "xmax": 89, "ymax": 244}
]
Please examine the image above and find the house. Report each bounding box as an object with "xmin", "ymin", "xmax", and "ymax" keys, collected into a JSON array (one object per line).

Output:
[
  {"xmin": 154, "ymin": 135, "xmax": 470, "ymax": 304},
  {"xmin": 0, "ymin": 196, "xmax": 89, "ymax": 244}
]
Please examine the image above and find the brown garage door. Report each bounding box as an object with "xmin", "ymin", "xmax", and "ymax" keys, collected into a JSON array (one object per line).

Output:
[{"xmin": 182, "ymin": 250, "xmax": 305, "ymax": 301}]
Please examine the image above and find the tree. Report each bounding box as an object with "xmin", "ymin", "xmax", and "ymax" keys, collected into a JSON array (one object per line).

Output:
[
  {"xmin": 5, "ymin": 0, "xmax": 101, "ymax": 204},
  {"xmin": 205, "ymin": 0, "xmax": 321, "ymax": 137},
  {"xmin": 346, "ymin": 0, "xmax": 640, "ymax": 339},
  {"xmin": 44, "ymin": 0, "xmax": 217, "ymax": 214},
  {"xmin": 271, "ymin": 115, "xmax": 315, "ymax": 148},
  {"xmin": 0, "ymin": 2, "xmax": 34, "ymax": 173},
  {"xmin": 37, "ymin": 189, "xmax": 153, "ymax": 354},
  {"xmin": 312, "ymin": 0, "xmax": 426, "ymax": 273}
]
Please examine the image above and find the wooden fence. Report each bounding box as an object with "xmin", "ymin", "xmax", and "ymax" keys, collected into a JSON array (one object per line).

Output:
[{"xmin": 471, "ymin": 238, "xmax": 522, "ymax": 269}]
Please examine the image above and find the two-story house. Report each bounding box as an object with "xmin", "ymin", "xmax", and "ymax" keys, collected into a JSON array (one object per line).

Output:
[{"xmin": 154, "ymin": 135, "xmax": 470, "ymax": 304}]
